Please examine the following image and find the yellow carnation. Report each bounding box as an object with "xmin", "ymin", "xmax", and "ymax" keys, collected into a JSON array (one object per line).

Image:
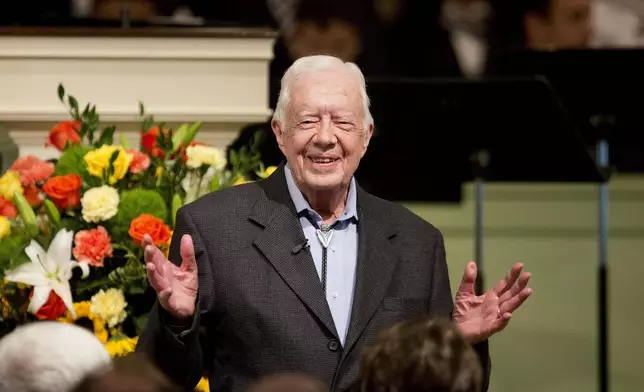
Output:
[
  {"xmin": 84, "ymin": 145, "xmax": 133, "ymax": 184},
  {"xmin": 186, "ymin": 145, "xmax": 226, "ymax": 170},
  {"xmin": 81, "ymin": 185, "xmax": 119, "ymax": 223},
  {"xmin": 0, "ymin": 216, "xmax": 10, "ymax": 240},
  {"xmin": 0, "ymin": 171, "xmax": 23, "ymax": 201},
  {"xmin": 105, "ymin": 336, "xmax": 138, "ymax": 358},
  {"xmin": 90, "ymin": 288, "xmax": 128, "ymax": 328}
]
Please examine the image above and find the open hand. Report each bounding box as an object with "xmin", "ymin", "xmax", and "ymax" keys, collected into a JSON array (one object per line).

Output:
[
  {"xmin": 144, "ymin": 233, "xmax": 198, "ymax": 320},
  {"xmin": 453, "ymin": 262, "xmax": 532, "ymax": 343}
]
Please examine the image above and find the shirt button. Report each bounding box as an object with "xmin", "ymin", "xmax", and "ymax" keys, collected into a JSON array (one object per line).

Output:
[
  {"xmin": 332, "ymin": 291, "xmax": 338, "ymax": 299},
  {"xmin": 328, "ymin": 339, "xmax": 340, "ymax": 352}
]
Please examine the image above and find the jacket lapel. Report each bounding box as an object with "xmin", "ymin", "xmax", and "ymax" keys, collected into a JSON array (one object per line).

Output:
[
  {"xmin": 342, "ymin": 188, "xmax": 398, "ymax": 357},
  {"xmin": 250, "ymin": 165, "xmax": 339, "ymax": 339}
]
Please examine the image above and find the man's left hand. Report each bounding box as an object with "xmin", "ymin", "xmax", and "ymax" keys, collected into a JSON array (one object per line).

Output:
[{"xmin": 453, "ymin": 261, "xmax": 532, "ymax": 344}]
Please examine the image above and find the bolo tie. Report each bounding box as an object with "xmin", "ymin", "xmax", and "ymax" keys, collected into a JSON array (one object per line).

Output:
[{"xmin": 315, "ymin": 223, "xmax": 335, "ymax": 291}]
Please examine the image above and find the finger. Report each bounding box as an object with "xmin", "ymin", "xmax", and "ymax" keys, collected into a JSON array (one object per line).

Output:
[
  {"xmin": 498, "ymin": 272, "xmax": 531, "ymax": 304},
  {"xmin": 456, "ymin": 261, "xmax": 477, "ymax": 295},
  {"xmin": 144, "ymin": 243, "xmax": 167, "ymax": 274},
  {"xmin": 179, "ymin": 235, "xmax": 198, "ymax": 273},
  {"xmin": 493, "ymin": 262, "xmax": 523, "ymax": 296},
  {"xmin": 142, "ymin": 234, "xmax": 154, "ymax": 250},
  {"xmin": 146, "ymin": 262, "xmax": 167, "ymax": 293},
  {"xmin": 491, "ymin": 313, "xmax": 512, "ymax": 334},
  {"xmin": 500, "ymin": 287, "xmax": 533, "ymax": 314}
]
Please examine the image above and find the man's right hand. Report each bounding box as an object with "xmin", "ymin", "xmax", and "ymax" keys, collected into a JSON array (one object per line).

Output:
[{"xmin": 144, "ymin": 233, "xmax": 199, "ymax": 321}]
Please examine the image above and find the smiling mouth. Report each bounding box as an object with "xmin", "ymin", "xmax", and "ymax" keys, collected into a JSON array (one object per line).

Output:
[{"xmin": 309, "ymin": 157, "xmax": 339, "ymax": 164}]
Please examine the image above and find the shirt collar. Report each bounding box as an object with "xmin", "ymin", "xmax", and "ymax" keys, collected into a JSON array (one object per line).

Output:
[{"xmin": 284, "ymin": 164, "xmax": 358, "ymax": 222}]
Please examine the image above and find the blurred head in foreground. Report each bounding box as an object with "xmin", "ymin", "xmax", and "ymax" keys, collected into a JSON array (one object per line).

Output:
[
  {"xmin": 359, "ymin": 316, "xmax": 482, "ymax": 392},
  {"xmin": 72, "ymin": 353, "xmax": 180, "ymax": 392},
  {"xmin": 0, "ymin": 321, "xmax": 111, "ymax": 392},
  {"xmin": 246, "ymin": 373, "xmax": 329, "ymax": 392}
]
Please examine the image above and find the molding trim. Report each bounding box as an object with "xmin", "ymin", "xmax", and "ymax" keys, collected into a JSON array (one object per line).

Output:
[
  {"xmin": 0, "ymin": 107, "xmax": 272, "ymax": 123},
  {"xmin": 0, "ymin": 36, "xmax": 276, "ymax": 60}
]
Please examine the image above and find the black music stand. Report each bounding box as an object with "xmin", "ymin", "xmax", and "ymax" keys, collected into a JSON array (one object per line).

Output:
[
  {"xmin": 359, "ymin": 76, "xmax": 606, "ymax": 292},
  {"xmin": 490, "ymin": 49, "xmax": 644, "ymax": 392}
]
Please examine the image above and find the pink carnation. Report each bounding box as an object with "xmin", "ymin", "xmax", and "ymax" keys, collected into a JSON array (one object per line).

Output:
[
  {"xmin": 128, "ymin": 150, "xmax": 151, "ymax": 174},
  {"xmin": 10, "ymin": 155, "xmax": 54, "ymax": 188},
  {"xmin": 73, "ymin": 226, "xmax": 113, "ymax": 267}
]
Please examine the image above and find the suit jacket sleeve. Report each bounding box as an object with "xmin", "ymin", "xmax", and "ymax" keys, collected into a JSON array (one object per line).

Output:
[
  {"xmin": 136, "ymin": 208, "xmax": 214, "ymax": 390},
  {"xmin": 431, "ymin": 229, "xmax": 492, "ymax": 392}
]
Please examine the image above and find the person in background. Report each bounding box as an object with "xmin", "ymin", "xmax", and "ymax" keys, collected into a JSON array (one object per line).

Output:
[
  {"xmin": 246, "ymin": 373, "xmax": 329, "ymax": 392},
  {"xmin": 0, "ymin": 322, "xmax": 112, "ymax": 392},
  {"xmin": 72, "ymin": 353, "xmax": 181, "ymax": 392},
  {"xmin": 358, "ymin": 316, "xmax": 482, "ymax": 392}
]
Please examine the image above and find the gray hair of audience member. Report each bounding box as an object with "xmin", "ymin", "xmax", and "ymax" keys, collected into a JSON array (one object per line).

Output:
[
  {"xmin": 0, "ymin": 321, "xmax": 112, "ymax": 392},
  {"xmin": 246, "ymin": 373, "xmax": 329, "ymax": 392},
  {"xmin": 272, "ymin": 55, "xmax": 374, "ymax": 128}
]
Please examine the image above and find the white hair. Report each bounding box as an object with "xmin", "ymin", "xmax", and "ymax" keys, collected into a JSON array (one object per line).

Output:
[
  {"xmin": 272, "ymin": 55, "xmax": 374, "ymax": 128},
  {"xmin": 0, "ymin": 322, "xmax": 112, "ymax": 392}
]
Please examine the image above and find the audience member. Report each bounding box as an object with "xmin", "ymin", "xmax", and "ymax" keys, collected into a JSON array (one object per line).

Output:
[
  {"xmin": 0, "ymin": 322, "xmax": 111, "ymax": 392},
  {"xmin": 246, "ymin": 373, "xmax": 329, "ymax": 392},
  {"xmin": 72, "ymin": 353, "xmax": 181, "ymax": 392},
  {"xmin": 359, "ymin": 316, "xmax": 483, "ymax": 392}
]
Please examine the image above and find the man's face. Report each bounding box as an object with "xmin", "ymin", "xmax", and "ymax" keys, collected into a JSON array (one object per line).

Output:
[
  {"xmin": 527, "ymin": 0, "xmax": 592, "ymax": 49},
  {"xmin": 272, "ymin": 68, "xmax": 373, "ymax": 194}
]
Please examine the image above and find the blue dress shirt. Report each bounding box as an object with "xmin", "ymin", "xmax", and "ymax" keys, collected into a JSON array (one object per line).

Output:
[{"xmin": 284, "ymin": 165, "xmax": 358, "ymax": 346}]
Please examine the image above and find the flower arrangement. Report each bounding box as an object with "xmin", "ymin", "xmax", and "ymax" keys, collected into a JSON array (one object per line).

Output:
[{"xmin": 0, "ymin": 85, "xmax": 274, "ymax": 391}]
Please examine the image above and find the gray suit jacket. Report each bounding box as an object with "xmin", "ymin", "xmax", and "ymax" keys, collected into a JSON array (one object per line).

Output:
[{"xmin": 137, "ymin": 164, "xmax": 490, "ymax": 392}]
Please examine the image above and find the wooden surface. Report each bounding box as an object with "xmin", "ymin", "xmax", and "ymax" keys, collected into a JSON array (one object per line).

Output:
[{"xmin": 0, "ymin": 26, "xmax": 277, "ymax": 39}]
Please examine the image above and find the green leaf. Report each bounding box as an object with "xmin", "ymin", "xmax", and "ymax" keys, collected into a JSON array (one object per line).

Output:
[
  {"xmin": 54, "ymin": 145, "xmax": 92, "ymax": 177},
  {"xmin": 171, "ymin": 124, "xmax": 189, "ymax": 153},
  {"xmin": 44, "ymin": 199, "xmax": 61, "ymax": 228},
  {"xmin": 68, "ymin": 96, "xmax": 79, "ymax": 113},
  {"xmin": 138, "ymin": 102, "xmax": 145, "ymax": 117},
  {"xmin": 230, "ymin": 149, "xmax": 239, "ymax": 168},
  {"xmin": 119, "ymin": 132, "xmax": 130, "ymax": 149},
  {"xmin": 133, "ymin": 312, "xmax": 149, "ymax": 335},
  {"xmin": 57, "ymin": 84, "xmax": 65, "ymax": 101},
  {"xmin": 181, "ymin": 122, "xmax": 201, "ymax": 148},
  {"xmin": 98, "ymin": 125, "xmax": 116, "ymax": 146},
  {"xmin": 8, "ymin": 244, "xmax": 30, "ymax": 270}
]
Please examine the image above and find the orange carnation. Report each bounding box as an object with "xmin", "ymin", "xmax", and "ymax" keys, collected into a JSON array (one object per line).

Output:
[
  {"xmin": 9, "ymin": 155, "xmax": 55, "ymax": 188},
  {"xmin": 29, "ymin": 290, "xmax": 68, "ymax": 320},
  {"xmin": 73, "ymin": 226, "xmax": 113, "ymax": 267},
  {"xmin": 127, "ymin": 149, "xmax": 151, "ymax": 174},
  {"xmin": 46, "ymin": 120, "xmax": 81, "ymax": 151},
  {"xmin": 129, "ymin": 214, "xmax": 171, "ymax": 246},
  {"xmin": 43, "ymin": 174, "xmax": 82, "ymax": 209}
]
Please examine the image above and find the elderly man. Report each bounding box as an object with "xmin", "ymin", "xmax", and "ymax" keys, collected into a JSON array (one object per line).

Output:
[
  {"xmin": 137, "ymin": 55, "xmax": 532, "ymax": 392},
  {"xmin": 0, "ymin": 322, "xmax": 112, "ymax": 392}
]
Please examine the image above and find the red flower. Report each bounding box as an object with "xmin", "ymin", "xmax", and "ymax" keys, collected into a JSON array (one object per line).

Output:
[
  {"xmin": 73, "ymin": 226, "xmax": 113, "ymax": 267},
  {"xmin": 43, "ymin": 174, "xmax": 82, "ymax": 209},
  {"xmin": 0, "ymin": 197, "xmax": 17, "ymax": 219},
  {"xmin": 46, "ymin": 121, "xmax": 81, "ymax": 151},
  {"xmin": 127, "ymin": 149, "xmax": 151, "ymax": 174},
  {"xmin": 29, "ymin": 290, "xmax": 68, "ymax": 320},
  {"xmin": 9, "ymin": 155, "xmax": 54, "ymax": 188},
  {"xmin": 23, "ymin": 186, "xmax": 42, "ymax": 207},
  {"xmin": 141, "ymin": 126, "xmax": 167, "ymax": 158}
]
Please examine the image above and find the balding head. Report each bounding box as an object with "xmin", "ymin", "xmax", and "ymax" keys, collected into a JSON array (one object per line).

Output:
[{"xmin": 0, "ymin": 322, "xmax": 111, "ymax": 392}]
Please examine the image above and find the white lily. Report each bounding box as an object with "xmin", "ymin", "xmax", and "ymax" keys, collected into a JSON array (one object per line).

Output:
[{"xmin": 4, "ymin": 229, "xmax": 89, "ymax": 319}]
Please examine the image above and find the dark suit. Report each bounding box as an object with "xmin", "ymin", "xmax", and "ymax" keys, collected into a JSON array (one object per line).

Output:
[{"xmin": 137, "ymin": 164, "xmax": 490, "ymax": 392}]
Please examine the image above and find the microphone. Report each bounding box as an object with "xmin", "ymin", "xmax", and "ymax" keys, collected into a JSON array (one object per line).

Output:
[{"xmin": 292, "ymin": 239, "xmax": 309, "ymax": 254}]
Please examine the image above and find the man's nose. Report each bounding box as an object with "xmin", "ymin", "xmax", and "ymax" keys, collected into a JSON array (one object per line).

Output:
[{"xmin": 315, "ymin": 118, "xmax": 337, "ymax": 145}]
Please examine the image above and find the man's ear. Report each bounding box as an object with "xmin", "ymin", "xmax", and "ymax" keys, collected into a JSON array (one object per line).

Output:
[
  {"xmin": 361, "ymin": 123, "xmax": 374, "ymax": 156},
  {"xmin": 271, "ymin": 118, "xmax": 287, "ymax": 152}
]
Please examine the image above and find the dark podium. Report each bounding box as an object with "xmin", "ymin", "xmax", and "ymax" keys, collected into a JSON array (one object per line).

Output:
[{"xmin": 489, "ymin": 48, "xmax": 644, "ymax": 392}]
